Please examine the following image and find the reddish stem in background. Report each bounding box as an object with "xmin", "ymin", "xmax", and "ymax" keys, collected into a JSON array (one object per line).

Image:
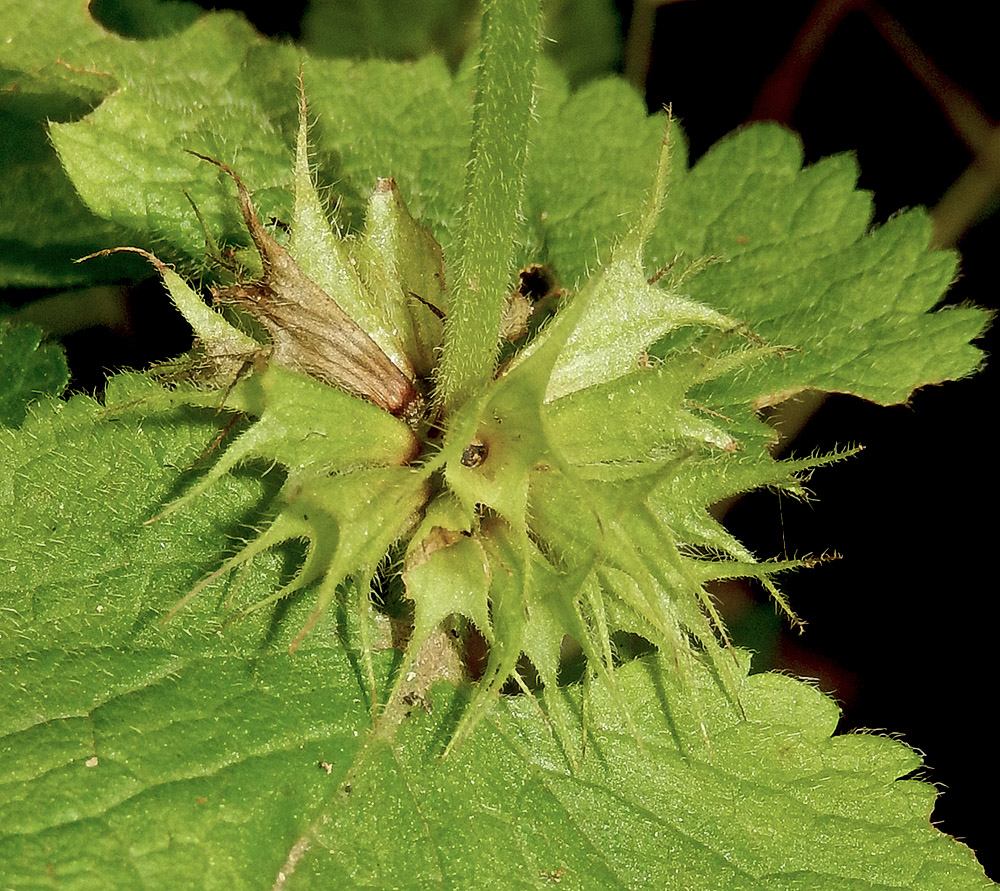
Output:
[{"xmin": 750, "ymin": 0, "xmax": 865, "ymax": 124}]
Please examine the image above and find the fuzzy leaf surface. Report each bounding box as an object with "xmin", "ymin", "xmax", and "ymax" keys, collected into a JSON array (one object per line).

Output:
[
  {"xmin": 0, "ymin": 115, "xmax": 132, "ymax": 287},
  {"xmin": 0, "ymin": 3, "xmax": 993, "ymax": 886},
  {"xmin": 0, "ymin": 1, "xmax": 259, "ymax": 286},
  {"xmin": 0, "ymin": 391, "xmax": 990, "ymax": 889},
  {"xmin": 526, "ymin": 86, "xmax": 986, "ymax": 405},
  {"xmin": 0, "ymin": 321, "xmax": 69, "ymax": 426},
  {"xmin": 0, "ymin": 354, "xmax": 992, "ymax": 891}
]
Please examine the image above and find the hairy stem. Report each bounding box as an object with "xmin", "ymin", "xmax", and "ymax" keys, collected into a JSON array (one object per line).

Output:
[{"xmin": 437, "ymin": 0, "xmax": 543, "ymax": 414}]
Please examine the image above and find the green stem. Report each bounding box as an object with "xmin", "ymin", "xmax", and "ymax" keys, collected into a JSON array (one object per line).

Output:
[{"xmin": 438, "ymin": 0, "xmax": 543, "ymax": 414}]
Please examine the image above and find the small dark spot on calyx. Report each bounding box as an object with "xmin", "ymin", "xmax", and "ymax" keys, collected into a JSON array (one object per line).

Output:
[{"xmin": 461, "ymin": 441, "xmax": 488, "ymax": 468}]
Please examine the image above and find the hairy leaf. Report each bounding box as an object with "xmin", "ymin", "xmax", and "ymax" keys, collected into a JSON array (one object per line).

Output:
[
  {"xmin": 0, "ymin": 321, "xmax": 69, "ymax": 426},
  {"xmin": 0, "ymin": 2, "xmax": 992, "ymax": 886}
]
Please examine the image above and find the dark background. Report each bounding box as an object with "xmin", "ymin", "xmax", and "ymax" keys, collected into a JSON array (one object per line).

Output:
[{"xmin": 27, "ymin": 0, "xmax": 1000, "ymax": 878}]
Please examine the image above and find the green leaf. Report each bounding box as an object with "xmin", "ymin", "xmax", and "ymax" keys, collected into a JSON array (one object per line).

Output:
[
  {"xmin": 0, "ymin": 398, "xmax": 991, "ymax": 891},
  {"xmin": 0, "ymin": 113, "xmax": 132, "ymax": 287},
  {"xmin": 302, "ymin": 0, "xmax": 479, "ymax": 66},
  {"xmin": 0, "ymin": 320, "xmax": 69, "ymax": 426},
  {"xmin": 280, "ymin": 656, "xmax": 992, "ymax": 890},
  {"xmin": 46, "ymin": 16, "xmax": 299, "ymax": 267},
  {"xmin": 1, "ymin": 1, "xmax": 277, "ymax": 286},
  {"xmin": 47, "ymin": 50, "xmax": 468, "ymax": 274},
  {"xmin": 656, "ymin": 127, "xmax": 986, "ymax": 406},
  {"xmin": 525, "ymin": 99, "xmax": 986, "ymax": 406},
  {"xmin": 1, "ymin": 3, "xmax": 992, "ymax": 885},
  {"xmin": 0, "ymin": 0, "xmax": 121, "ymax": 117},
  {"xmin": 301, "ymin": 0, "xmax": 620, "ymax": 85},
  {"xmin": 0, "ymin": 387, "xmax": 986, "ymax": 888},
  {"xmin": 524, "ymin": 78, "xmax": 668, "ymax": 284},
  {"xmin": 542, "ymin": 0, "xmax": 622, "ymax": 86},
  {"xmin": 88, "ymin": 0, "xmax": 202, "ymax": 40}
]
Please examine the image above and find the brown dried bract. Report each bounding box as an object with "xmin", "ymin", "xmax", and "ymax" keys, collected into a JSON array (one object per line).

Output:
[{"xmin": 190, "ymin": 152, "xmax": 423, "ymax": 419}]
